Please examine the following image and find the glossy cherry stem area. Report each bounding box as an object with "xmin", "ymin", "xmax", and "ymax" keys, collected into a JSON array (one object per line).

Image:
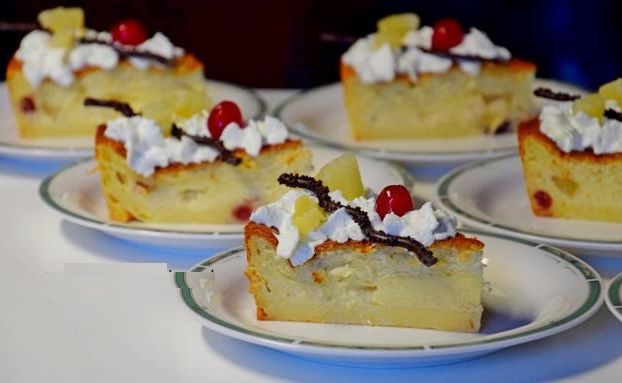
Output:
[
  {"xmin": 375, "ymin": 185, "xmax": 415, "ymax": 219},
  {"xmin": 207, "ymin": 100, "xmax": 244, "ymax": 139},
  {"xmin": 431, "ymin": 18, "xmax": 464, "ymax": 51}
]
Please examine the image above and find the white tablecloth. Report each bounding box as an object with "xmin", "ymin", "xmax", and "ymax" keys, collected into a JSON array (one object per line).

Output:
[{"xmin": 1, "ymin": 89, "xmax": 621, "ymax": 383}]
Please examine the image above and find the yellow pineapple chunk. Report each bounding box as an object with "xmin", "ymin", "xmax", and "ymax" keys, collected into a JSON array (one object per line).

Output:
[
  {"xmin": 38, "ymin": 7, "xmax": 84, "ymax": 33},
  {"xmin": 49, "ymin": 29, "xmax": 75, "ymax": 48},
  {"xmin": 573, "ymin": 94, "xmax": 605, "ymax": 122},
  {"xmin": 598, "ymin": 78, "xmax": 622, "ymax": 106},
  {"xmin": 375, "ymin": 13, "xmax": 420, "ymax": 49},
  {"xmin": 316, "ymin": 153, "xmax": 364, "ymax": 200},
  {"xmin": 292, "ymin": 196, "xmax": 326, "ymax": 236}
]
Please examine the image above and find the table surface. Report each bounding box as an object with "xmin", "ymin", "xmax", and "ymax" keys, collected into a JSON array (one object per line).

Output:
[{"xmin": 1, "ymin": 89, "xmax": 622, "ymax": 383}]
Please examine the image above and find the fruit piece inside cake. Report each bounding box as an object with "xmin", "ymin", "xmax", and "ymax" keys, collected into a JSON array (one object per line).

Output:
[
  {"xmin": 519, "ymin": 81, "xmax": 622, "ymax": 222},
  {"xmin": 94, "ymin": 100, "xmax": 312, "ymax": 224},
  {"xmin": 341, "ymin": 13, "xmax": 536, "ymax": 139},
  {"xmin": 7, "ymin": 7, "xmax": 210, "ymax": 138},
  {"xmin": 245, "ymin": 155, "xmax": 485, "ymax": 332}
]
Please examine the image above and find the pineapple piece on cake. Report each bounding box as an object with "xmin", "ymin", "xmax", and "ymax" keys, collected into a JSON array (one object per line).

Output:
[
  {"xmin": 519, "ymin": 83, "xmax": 622, "ymax": 222},
  {"xmin": 7, "ymin": 7, "xmax": 210, "ymax": 138},
  {"xmin": 94, "ymin": 100, "xmax": 312, "ymax": 224},
  {"xmin": 341, "ymin": 13, "xmax": 536, "ymax": 139},
  {"xmin": 245, "ymin": 156, "xmax": 485, "ymax": 332}
]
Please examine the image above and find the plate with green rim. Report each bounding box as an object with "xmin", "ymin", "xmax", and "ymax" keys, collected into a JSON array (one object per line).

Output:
[
  {"xmin": 38, "ymin": 147, "xmax": 413, "ymax": 251},
  {"xmin": 175, "ymin": 231, "xmax": 603, "ymax": 367},
  {"xmin": 607, "ymin": 273, "xmax": 622, "ymax": 322},
  {"xmin": 276, "ymin": 79, "xmax": 584, "ymax": 164},
  {"xmin": 436, "ymin": 154, "xmax": 622, "ymax": 253},
  {"xmin": 0, "ymin": 80, "xmax": 266, "ymax": 162}
]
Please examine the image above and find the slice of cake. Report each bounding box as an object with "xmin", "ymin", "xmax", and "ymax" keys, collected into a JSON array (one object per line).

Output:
[
  {"xmin": 94, "ymin": 100, "xmax": 312, "ymax": 224},
  {"xmin": 341, "ymin": 13, "xmax": 536, "ymax": 139},
  {"xmin": 7, "ymin": 7, "xmax": 209, "ymax": 138},
  {"xmin": 245, "ymin": 155, "xmax": 485, "ymax": 332},
  {"xmin": 519, "ymin": 81, "xmax": 622, "ymax": 222}
]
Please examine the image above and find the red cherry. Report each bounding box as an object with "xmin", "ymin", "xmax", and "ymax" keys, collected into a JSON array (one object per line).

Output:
[
  {"xmin": 375, "ymin": 185, "xmax": 414, "ymax": 219},
  {"xmin": 207, "ymin": 101, "xmax": 244, "ymax": 139},
  {"xmin": 110, "ymin": 20, "xmax": 147, "ymax": 46},
  {"xmin": 233, "ymin": 203, "xmax": 253, "ymax": 222},
  {"xmin": 431, "ymin": 18, "xmax": 464, "ymax": 51}
]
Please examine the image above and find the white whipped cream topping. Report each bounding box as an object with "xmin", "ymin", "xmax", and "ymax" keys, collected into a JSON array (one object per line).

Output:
[
  {"xmin": 15, "ymin": 29, "xmax": 183, "ymax": 87},
  {"xmin": 344, "ymin": 26, "xmax": 510, "ymax": 84},
  {"xmin": 104, "ymin": 116, "xmax": 219, "ymax": 176},
  {"xmin": 69, "ymin": 43, "xmax": 118, "ymax": 71},
  {"xmin": 106, "ymin": 113, "xmax": 291, "ymax": 176},
  {"xmin": 250, "ymin": 190, "xmax": 457, "ymax": 266},
  {"xmin": 220, "ymin": 116, "xmax": 289, "ymax": 156},
  {"xmin": 15, "ymin": 30, "xmax": 74, "ymax": 87},
  {"xmin": 342, "ymin": 36, "xmax": 395, "ymax": 83},
  {"xmin": 129, "ymin": 32, "xmax": 184, "ymax": 69},
  {"xmin": 540, "ymin": 102, "xmax": 622, "ymax": 154}
]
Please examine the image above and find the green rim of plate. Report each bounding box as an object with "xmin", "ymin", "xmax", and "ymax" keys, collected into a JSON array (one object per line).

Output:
[
  {"xmin": 437, "ymin": 153, "xmax": 622, "ymax": 246},
  {"xmin": 175, "ymin": 229, "xmax": 602, "ymax": 352},
  {"xmin": 608, "ymin": 273, "xmax": 622, "ymax": 314},
  {"xmin": 39, "ymin": 152, "xmax": 414, "ymax": 238}
]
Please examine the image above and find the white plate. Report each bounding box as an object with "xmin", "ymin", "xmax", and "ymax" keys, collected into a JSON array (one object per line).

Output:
[
  {"xmin": 436, "ymin": 155, "xmax": 622, "ymax": 253},
  {"xmin": 606, "ymin": 273, "xmax": 622, "ymax": 322},
  {"xmin": 175, "ymin": 232, "xmax": 603, "ymax": 368},
  {"xmin": 39, "ymin": 148, "xmax": 413, "ymax": 251},
  {"xmin": 276, "ymin": 79, "xmax": 584, "ymax": 164},
  {"xmin": 0, "ymin": 81, "xmax": 266, "ymax": 162}
]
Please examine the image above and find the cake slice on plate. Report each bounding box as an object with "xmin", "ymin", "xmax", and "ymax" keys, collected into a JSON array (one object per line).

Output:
[
  {"xmin": 519, "ymin": 80, "xmax": 622, "ymax": 222},
  {"xmin": 245, "ymin": 154, "xmax": 485, "ymax": 332},
  {"xmin": 341, "ymin": 13, "xmax": 536, "ymax": 139},
  {"xmin": 94, "ymin": 100, "xmax": 312, "ymax": 224},
  {"xmin": 7, "ymin": 7, "xmax": 209, "ymax": 138}
]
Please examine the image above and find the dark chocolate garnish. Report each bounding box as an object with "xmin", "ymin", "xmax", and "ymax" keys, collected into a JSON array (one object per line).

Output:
[
  {"xmin": 170, "ymin": 124, "xmax": 241, "ymax": 166},
  {"xmin": 78, "ymin": 37, "xmax": 174, "ymax": 66},
  {"xmin": 533, "ymin": 87, "xmax": 581, "ymax": 102},
  {"xmin": 84, "ymin": 97, "xmax": 137, "ymax": 117},
  {"xmin": 277, "ymin": 173, "xmax": 437, "ymax": 267},
  {"xmin": 604, "ymin": 109, "xmax": 622, "ymax": 122},
  {"xmin": 419, "ymin": 47, "xmax": 509, "ymax": 64}
]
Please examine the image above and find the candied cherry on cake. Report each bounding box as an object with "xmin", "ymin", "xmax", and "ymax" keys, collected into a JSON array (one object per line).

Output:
[
  {"xmin": 207, "ymin": 100, "xmax": 244, "ymax": 139},
  {"xmin": 110, "ymin": 20, "xmax": 147, "ymax": 46},
  {"xmin": 431, "ymin": 18, "xmax": 464, "ymax": 51},
  {"xmin": 375, "ymin": 185, "xmax": 415, "ymax": 219}
]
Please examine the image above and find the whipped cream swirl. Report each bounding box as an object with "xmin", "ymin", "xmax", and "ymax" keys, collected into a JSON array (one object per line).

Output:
[
  {"xmin": 342, "ymin": 26, "xmax": 511, "ymax": 84},
  {"xmin": 540, "ymin": 102, "xmax": 622, "ymax": 154},
  {"xmin": 250, "ymin": 190, "xmax": 457, "ymax": 266},
  {"xmin": 15, "ymin": 29, "xmax": 183, "ymax": 88},
  {"xmin": 105, "ymin": 113, "xmax": 290, "ymax": 176}
]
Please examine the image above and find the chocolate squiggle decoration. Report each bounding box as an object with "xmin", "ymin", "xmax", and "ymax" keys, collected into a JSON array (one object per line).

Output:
[
  {"xmin": 78, "ymin": 37, "xmax": 173, "ymax": 65},
  {"xmin": 170, "ymin": 124, "xmax": 241, "ymax": 166},
  {"xmin": 277, "ymin": 173, "xmax": 437, "ymax": 267},
  {"xmin": 418, "ymin": 47, "xmax": 509, "ymax": 64},
  {"xmin": 533, "ymin": 87, "xmax": 581, "ymax": 101},
  {"xmin": 604, "ymin": 109, "xmax": 622, "ymax": 122},
  {"xmin": 84, "ymin": 97, "xmax": 137, "ymax": 117}
]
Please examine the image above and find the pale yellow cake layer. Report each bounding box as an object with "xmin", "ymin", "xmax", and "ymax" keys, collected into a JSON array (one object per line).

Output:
[
  {"xmin": 7, "ymin": 55, "xmax": 210, "ymax": 138},
  {"xmin": 341, "ymin": 60, "xmax": 536, "ymax": 139},
  {"xmin": 245, "ymin": 222, "xmax": 484, "ymax": 332},
  {"xmin": 95, "ymin": 130, "xmax": 313, "ymax": 224},
  {"xmin": 519, "ymin": 119, "xmax": 622, "ymax": 222}
]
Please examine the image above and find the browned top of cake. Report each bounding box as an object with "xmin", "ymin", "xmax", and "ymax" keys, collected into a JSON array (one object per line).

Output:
[
  {"xmin": 244, "ymin": 221, "xmax": 484, "ymax": 265},
  {"xmin": 95, "ymin": 124, "xmax": 305, "ymax": 176},
  {"xmin": 518, "ymin": 118, "xmax": 622, "ymax": 163},
  {"xmin": 6, "ymin": 53, "xmax": 203, "ymax": 82}
]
